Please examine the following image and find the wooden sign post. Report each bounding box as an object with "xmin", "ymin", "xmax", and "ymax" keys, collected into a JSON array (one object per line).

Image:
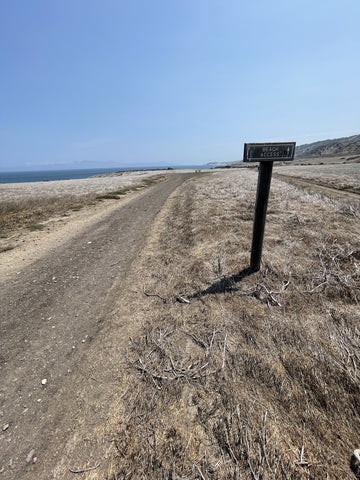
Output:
[{"xmin": 243, "ymin": 142, "xmax": 296, "ymax": 272}]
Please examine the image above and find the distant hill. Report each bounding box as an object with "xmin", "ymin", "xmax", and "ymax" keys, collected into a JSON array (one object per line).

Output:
[{"xmin": 296, "ymin": 134, "xmax": 360, "ymax": 158}]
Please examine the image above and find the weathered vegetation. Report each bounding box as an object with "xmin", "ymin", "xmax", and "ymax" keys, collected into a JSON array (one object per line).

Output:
[
  {"xmin": 107, "ymin": 168, "xmax": 360, "ymax": 479},
  {"xmin": 274, "ymin": 163, "xmax": 360, "ymax": 195},
  {"xmin": 0, "ymin": 175, "xmax": 164, "ymax": 235}
]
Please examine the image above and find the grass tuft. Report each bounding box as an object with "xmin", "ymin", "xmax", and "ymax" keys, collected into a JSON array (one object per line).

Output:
[
  {"xmin": 70, "ymin": 204, "xmax": 84, "ymax": 211},
  {"xmin": 27, "ymin": 223, "xmax": 45, "ymax": 231},
  {"xmin": 96, "ymin": 193, "xmax": 122, "ymax": 200}
]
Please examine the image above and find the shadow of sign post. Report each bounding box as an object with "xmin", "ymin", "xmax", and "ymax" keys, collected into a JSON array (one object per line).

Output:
[{"xmin": 243, "ymin": 142, "xmax": 296, "ymax": 272}]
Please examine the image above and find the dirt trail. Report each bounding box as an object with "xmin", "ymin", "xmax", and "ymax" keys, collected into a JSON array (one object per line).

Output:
[
  {"xmin": 0, "ymin": 173, "xmax": 194, "ymax": 479},
  {"xmin": 273, "ymin": 172, "xmax": 360, "ymax": 201}
]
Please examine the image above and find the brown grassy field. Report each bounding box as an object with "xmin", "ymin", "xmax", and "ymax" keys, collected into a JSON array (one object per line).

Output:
[
  {"xmin": 274, "ymin": 163, "xmax": 360, "ymax": 194},
  {"xmin": 0, "ymin": 172, "xmax": 165, "ymax": 235},
  {"xmin": 103, "ymin": 168, "xmax": 360, "ymax": 479}
]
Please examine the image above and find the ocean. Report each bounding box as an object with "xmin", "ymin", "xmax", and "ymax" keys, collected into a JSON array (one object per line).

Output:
[{"xmin": 0, "ymin": 165, "xmax": 212, "ymax": 184}]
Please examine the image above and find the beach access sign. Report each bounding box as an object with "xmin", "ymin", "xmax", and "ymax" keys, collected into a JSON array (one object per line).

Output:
[
  {"xmin": 243, "ymin": 142, "xmax": 296, "ymax": 162},
  {"xmin": 244, "ymin": 140, "xmax": 296, "ymax": 272}
]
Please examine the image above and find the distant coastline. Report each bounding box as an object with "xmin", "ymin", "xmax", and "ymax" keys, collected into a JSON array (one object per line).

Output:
[{"xmin": 0, "ymin": 165, "xmax": 212, "ymax": 184}]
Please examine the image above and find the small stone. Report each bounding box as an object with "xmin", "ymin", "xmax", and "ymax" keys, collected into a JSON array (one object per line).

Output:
[
  {"xmin": 32, "ymin": 457, "xmax": 37, "ymax": 464},
  {"xmin": 41, "ymin": 379, "xmax": 47, "ymax": 385},
  {"xmin": 2, "ymin": 424, "xmax": 9, "ymax": 431},
  {"xmin": 26, "ymin": 449, "xmax": 35, "ymax": 463}
]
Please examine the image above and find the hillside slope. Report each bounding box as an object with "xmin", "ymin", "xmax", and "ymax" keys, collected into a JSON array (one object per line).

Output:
[{"xmin": 296, "ymin": 134, "xmax": 360, "ymax": 157}]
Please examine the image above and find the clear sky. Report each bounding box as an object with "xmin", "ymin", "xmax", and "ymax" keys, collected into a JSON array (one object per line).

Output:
[{"xmin": 1, "ymin": 0, "xmax": 359, "ymax": 171}]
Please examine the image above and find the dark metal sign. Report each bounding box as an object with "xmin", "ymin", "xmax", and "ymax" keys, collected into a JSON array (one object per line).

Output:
[
  {"xmin": 243, "ymin": 140, "xmax": 296, "ymax": 271},
  {"xmin": 243, "ymin": 142, "xmax": 296, "ymax": 162}
]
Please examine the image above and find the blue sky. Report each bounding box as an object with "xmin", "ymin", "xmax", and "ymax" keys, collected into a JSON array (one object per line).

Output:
[{"xmin": 1, "ymin": 0, "xmax": 359, "ymax": 171}]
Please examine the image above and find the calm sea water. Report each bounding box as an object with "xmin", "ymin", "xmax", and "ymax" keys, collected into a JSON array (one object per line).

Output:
[{"xmin": 0, "ymin": 165, "xmax": 212, "ymax": 184}]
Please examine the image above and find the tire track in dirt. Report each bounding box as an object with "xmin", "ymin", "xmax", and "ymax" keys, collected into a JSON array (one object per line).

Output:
[
  {"xmin": 0, "ymin": 173, "xmax": 195, "ymax": 479},
  {"xmin": 273, "ymin": 172, "xmax": 360, "ymax": 202}
]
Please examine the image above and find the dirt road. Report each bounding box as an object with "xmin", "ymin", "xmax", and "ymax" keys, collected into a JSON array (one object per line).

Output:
[
  {"xmin": 273, "ymin": 172, "xmax": 360, "ymax": 201},
  {"xmin": 0, "ymin": 173, "xmax": 194, "ymax": 479}
]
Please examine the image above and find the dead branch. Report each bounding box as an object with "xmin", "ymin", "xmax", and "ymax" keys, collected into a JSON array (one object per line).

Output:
[
  {"xmin": 194, "ymin": 463, "xmax": 206, "ymax": 480},
  {"xmin": 261, "ymin": 411, "xmax": 272, "ymax": 472},
  {"xmin": 136, "ymin": 358, "xmax": 168, "ymax": 381},
  {"xmin": 258, "ymin": 283, "xmax": 282, "ymax": 307},
  {"xmin": 209, "ymin": 329, "xmax": 220, "ymax": 350},
  {"xmin": 176, "ymin": 295, "xmax": 190, "ymax": 304},
  {"xmin": 188, "ymin": 332, "xmax": 207, "ymax": 350},
  {"xmin": 222, "ymin": 333, "xmax": 227, "ymax": 369},
  {"xmin": 306, "ymin": 279, "xmax": 329, "ymax": 293},
  {"xmin": 143, "ymin": 286, "xmax": 167, "ymax": 302},
  {"xmin": 295, "ymin": 423, "xmax": 309, "ymax": 466},
  {"xmin": 69, "ymin": 463, "xmax": 100, "ymax": 474}
]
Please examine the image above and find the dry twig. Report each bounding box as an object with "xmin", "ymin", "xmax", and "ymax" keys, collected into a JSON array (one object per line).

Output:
[
  {"xmin": 69, "ymin": 463, "xmax": 100, "ymax": 474},
  {"xmin": 143, "ymin": 286, "xmax": 167, "ymax": 302},
  {"xmin": 194, "ymin": 463, "xmax": 207, "ymax": 480},
  {"xmin": 221, "ymin": 333, "xmax": 227, "ymax": 369}
]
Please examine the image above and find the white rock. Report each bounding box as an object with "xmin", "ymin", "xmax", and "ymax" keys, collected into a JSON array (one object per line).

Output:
[
  {"xmin": 350, "ymin": 449, "xmax": 360, "ymax": 478},
  {"xmin": 41, "ymin": 379, "xmax": 47, "ymax": 385},
  {"xmin": 26, "ymin": 450, "xmax": 35, "ymax": 463}
]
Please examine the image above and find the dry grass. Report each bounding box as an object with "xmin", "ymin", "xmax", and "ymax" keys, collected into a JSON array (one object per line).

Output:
[
  {"xmin": 0, "ymin": 175, "xmax": 164, "ymax": 234},
  {"xmin": 274, "ymin": 163, "xmax": 360, "ymax": 194},
  {"xmin": 0, "ymin": 192, "xmax": 99, "ymax": 233},
  {"xmin": 106, "ymin": 170, "xmax": 360, "ymax": 479}
]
